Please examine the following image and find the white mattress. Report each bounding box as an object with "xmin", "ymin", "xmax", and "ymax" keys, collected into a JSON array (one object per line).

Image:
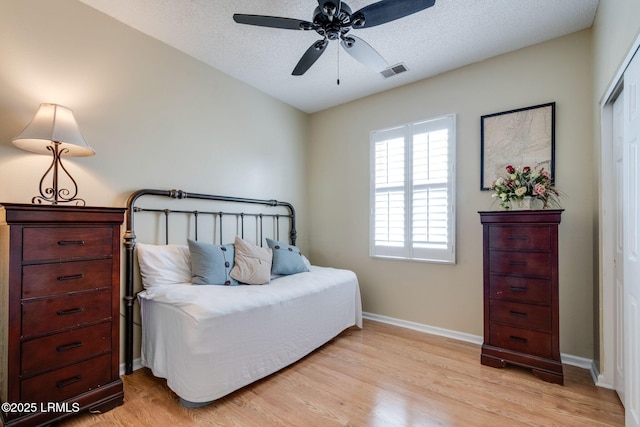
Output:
[{"xmin": 138, "ymin": 266, "xmax": 362, "ymax": 403}]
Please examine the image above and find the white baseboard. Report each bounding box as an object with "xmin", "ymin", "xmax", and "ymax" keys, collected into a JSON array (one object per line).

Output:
[
  {"xmin": 363, "ymin": 312, "xmax": 600, "ymax": 383},
  {"xmin": 119, "ymin": 358, "xmax": 144, "ymax": 376},
  {"xmin": 560, "ymin": 353, "xmax": 594, "ymax": 370},
  {"xmin": 363, "ymin": 311, "xmax": 484, "ymax": 345},
  {"xmin": 594, "ymin": 361, "xmax": 616, "ymax": 390}
]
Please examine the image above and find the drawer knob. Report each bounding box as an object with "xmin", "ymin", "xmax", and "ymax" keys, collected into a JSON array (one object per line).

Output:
[
  {"xmin": 56, "ymin": 375, "xmax": 82, "ymax": 389},
  {"xmin": 56, "ymin": 341, "xmax": 83, "ymax": 352},
  {"xmin": 508, "ymin": 235, "xmax": 527, "ymax": 241},
  {"xmin": 508, "ymin": 286, "xmax": 527, "ymax": 292},
  {"xmin": 509, "ymin": 310, "xmax": 528, "ymax": 318},
  {"xmin": 509, "ymin": 336, "xmax": 528, "ymax": 344},
  {"xmin": 57, "ymin": 240, "xmax": 85, "ymax": 246},
  {"xmin": 57, "ymin": 274, "xmax": 85, "ymax": 281},
  {"xmin": 57, "ymin": 307, "xmax": 84, "ymax": 316},
  {"xmin": 509, "ymin": 260, "xmax": 527, "ymax": 266}
]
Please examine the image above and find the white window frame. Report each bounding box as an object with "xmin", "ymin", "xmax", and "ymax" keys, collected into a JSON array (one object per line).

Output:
[{"xmin": 369, "ymin": 114, "xmax": 456, "ymax": 264}]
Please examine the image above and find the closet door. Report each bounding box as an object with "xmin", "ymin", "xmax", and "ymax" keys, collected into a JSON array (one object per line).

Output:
[
  {"xmin": 623, "ymin": 49, "xmax": 640, "ymax": 427},
  {"xmin": 613, "ymin": 90, "xmax": 625, "ymax": 404}
]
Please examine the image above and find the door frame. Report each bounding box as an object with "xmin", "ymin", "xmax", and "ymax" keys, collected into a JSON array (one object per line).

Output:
[{"xmin": 598, "ymin": 34, "xmax": 640, "ymax": 389}]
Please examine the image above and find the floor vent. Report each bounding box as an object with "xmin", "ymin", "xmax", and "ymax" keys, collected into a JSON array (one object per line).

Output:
[{"xmin": 380, "ymin": 63, "xmax": 408, "ymax": 78}]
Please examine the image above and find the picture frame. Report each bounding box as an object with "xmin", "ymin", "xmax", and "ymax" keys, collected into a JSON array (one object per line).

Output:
[{"xmin": 480, "ymin": 102, "xmax": 555, "ymax": 190}]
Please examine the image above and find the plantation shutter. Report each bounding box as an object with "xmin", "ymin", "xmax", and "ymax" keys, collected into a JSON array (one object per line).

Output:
[
  {"xmin": 373, "ymin": 126, "xmax": 406, "ymax": 257},
  {"xmin": 370, "ymin": 115, "xmax": 456, "ymax": 263}
]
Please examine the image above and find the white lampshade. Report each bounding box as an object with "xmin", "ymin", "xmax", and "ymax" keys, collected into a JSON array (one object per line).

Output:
[{"xmin": 12, "ymin": 103, "xmax": 95, "ymax": 157}]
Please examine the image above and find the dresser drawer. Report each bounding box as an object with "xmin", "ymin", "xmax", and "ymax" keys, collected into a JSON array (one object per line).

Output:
[
  {"xmin": 489, "ymin": 275, "xmax": 551, "ymax": 305},
  {"xmin": 22, "ymin": 259, "xmax": 112, "ymax": 299},
  {"xmin": 22, "ymin": 289, "xmax": 112, "ymax": 337},
  {"xmin": 489, "ymin": 323, "xmax": 552, "ymax": 358},
  {"xmin": 21, "ymin": 353, "xmax": 112, "ymax": 403},
  {"xmin": 490, "ymin": 300, "xmax": 551, "ymax": 331},
  {"xmin": 22, "ymin": 227, "xmax": 112, "ymax": 262},
  {"xmin": 489, "ymin": 250, "xmax": 551, "ymax": 278},
  {"xmin": 21, "ymin": 322, "xmax": 111, "ymax": 376},
  {"xmin": 488, "ymin": 225, "xmax": 550, "ymax": 250}
]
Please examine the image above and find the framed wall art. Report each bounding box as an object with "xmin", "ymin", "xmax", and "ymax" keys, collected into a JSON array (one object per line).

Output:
[{"xmin": 480, "ymin": 102, "xmax": 555, "ymax": 190}]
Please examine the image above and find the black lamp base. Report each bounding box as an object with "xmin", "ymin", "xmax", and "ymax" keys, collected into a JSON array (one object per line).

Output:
[{"xmin": 32, "ymin": 141, "xmax": 86, "ymax": 206}]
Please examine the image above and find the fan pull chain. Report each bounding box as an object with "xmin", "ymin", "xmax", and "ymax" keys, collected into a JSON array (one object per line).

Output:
[{"xmin": 336, "ymin": 42, "xmax": 340, "ymax": 85}]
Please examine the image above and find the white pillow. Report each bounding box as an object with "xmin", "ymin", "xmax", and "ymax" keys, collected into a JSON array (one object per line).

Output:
[
  {"xmin": 229, "ymin": 237, "xmax": 272, "ymax": 285},
  {"xmin": 137, "ymin": 243, "xmax": 191, "ymax": 289}
]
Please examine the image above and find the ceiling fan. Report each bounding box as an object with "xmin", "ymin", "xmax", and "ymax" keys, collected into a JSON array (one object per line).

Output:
[{"xmin": 233, "ymin": 0, "xmax": 436, "ymax": 77}]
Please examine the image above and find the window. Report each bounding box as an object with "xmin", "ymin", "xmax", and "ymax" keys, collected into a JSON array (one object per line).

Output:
[{"xmin": 370, "ymin": 114, "xmax": 456, "ymax": 263}]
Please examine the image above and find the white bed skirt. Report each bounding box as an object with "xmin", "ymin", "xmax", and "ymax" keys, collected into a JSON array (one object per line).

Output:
[{"xmin": 138, "ymin": 266, "xmax": 362, "ymax": 403}]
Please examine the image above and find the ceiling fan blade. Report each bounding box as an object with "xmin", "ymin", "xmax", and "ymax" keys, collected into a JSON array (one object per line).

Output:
[
  {"xmin": 352, "ymin": 0, "xmax": 436, "ymax": 29},
  {"xmin": 292, "ymin": 39, "xmax": 329, "ymax": 76},
  {"xmin": 233, "ymin": 14, "xmax": 314, "ymax": 30},
  {"xmin": 340, "ymin": 35, "xmax": 388, "ymax": 72}
]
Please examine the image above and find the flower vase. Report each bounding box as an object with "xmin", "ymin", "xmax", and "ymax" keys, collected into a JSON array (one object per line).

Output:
[{"xmin": 510, "ymin": 196, "xmax": 532, "ymax": 211}]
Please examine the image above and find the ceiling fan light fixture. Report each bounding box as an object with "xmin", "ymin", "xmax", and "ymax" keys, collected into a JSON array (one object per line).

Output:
[{"xmin": 327, "ymin": 26, "xmax": 342, "ymax": 40}]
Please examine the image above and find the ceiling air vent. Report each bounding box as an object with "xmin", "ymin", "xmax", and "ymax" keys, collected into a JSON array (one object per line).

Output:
[{"xmin": 380, "ymin": 63, "xmax": 408, "ymax": 78}]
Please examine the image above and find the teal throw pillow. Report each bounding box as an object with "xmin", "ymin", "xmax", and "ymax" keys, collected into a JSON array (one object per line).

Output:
[
  {"xmin": 187, "ymin": 239, "xmax": 238, "ymax": 286},
  {"xmin": 266, "ymin": 238, "xmax": 309, "ymax": 276}
]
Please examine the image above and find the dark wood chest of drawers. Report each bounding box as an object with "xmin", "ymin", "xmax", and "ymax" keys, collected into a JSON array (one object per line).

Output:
[
  {"xmin": 0, "ymin": 204, "xmax": 125, "ymax": 426},
  {"xmin": 479, "ymin": 210, "xmax": 563, "ymax": 385}
]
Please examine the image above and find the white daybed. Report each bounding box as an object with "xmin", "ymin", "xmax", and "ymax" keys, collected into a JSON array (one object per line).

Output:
[{"xmin": 123, "ymin": 189, "xmax": 362, "ymax": 406}]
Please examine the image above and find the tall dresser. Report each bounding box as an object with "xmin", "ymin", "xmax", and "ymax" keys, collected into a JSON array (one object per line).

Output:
[
  {"xmin": 479, "ymin": 210, "xmax": 563, "ymax": 385},
  {"xmin": 0, "ymin": 204, "xmax": 125, "ymax": 426}
]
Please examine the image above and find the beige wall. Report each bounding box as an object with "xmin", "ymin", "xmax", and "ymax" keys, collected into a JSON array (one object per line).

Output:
[
  {"xmin": 0, "ymin": 0, "xmax": 309, "ymax": 361},
  {"xmin": 0, "ymin": 1, "xmax": 308, "ymax": 213},
  {"xmin": 593, "ymin": 0, "xmax": 640, "ymax": 99},
  {"xmin": 308, "ymin": 30, "xmax": 594, "ymax": 357},
  {"xmin": 591, "ymin": 0, "xmax": 640, "ymax": 370}
]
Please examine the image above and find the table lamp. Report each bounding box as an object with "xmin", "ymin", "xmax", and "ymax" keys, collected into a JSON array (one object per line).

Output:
[{"xmin": 12, "ymin": 103, "xmax": 95, "ymax": 206}]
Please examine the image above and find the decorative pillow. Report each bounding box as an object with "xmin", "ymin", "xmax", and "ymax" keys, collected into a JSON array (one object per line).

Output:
[
  {"xmin": 187, "ymin": 239, "xmax": 238, "ymax": 286},
  {"xmin": 302, "ymin": 255, "xmax": 312, "ymax": 270},
  {"xmin": 266, "ymin": 238, "xmax": 309, "ymax": 275},
  {"xmin": 230, "ymin": 237, "xmax": 272, "ymax": 285},
  {"xmin": 137, "ymin": 244, "xmax": 192, "ymax": 289}
]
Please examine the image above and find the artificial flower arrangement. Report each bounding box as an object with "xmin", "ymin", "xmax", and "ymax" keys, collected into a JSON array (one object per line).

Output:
[{"xmin": 491, "ymin": 165, "xmax": 560, "ymax": 210}]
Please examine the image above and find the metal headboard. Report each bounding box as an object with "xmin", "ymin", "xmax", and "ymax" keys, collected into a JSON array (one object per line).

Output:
[{"xmin": 123, "ymin": 189, "xmax": 297, "ymax": 374}]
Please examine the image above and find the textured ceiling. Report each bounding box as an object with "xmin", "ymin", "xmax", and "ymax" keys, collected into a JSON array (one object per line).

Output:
[{"xmin": 78, "ymin": 0, "xmax": 599, "ymax": 113}]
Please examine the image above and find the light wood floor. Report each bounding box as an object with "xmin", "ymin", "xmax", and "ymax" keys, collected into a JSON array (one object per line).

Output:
[{"xmin": 58, "ymin": 319, "xmax": 624, "ymax": 426}]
